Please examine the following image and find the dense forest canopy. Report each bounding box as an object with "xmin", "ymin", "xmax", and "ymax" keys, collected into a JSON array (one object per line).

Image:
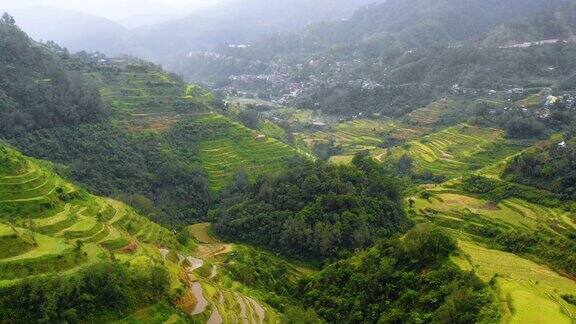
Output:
[
  {"xmin": 212, "ymin": 155, "xmax": 408, "ymax": 260},
  {"xmin": 504, "ymin": 134, "xmax": 576, "ymax": 199},
  {"xmin": 301, "ymin": 225, "xmax": 498, "ymax": 323},
  {"xmin": 0, "ymin": 14, "xmax": 107, "ymax": 137}
]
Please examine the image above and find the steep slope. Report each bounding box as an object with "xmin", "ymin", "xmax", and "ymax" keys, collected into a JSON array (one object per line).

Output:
[
  {"xmin": 167, "ymin": 114, "xmax": 298, "ymax": 191},
  {"xmin": 0, "ymin": 15, "xmax": 107, "ymax": 137},
  {"xmin": 0, "ymin": 144, "xmax": 183, "ymax": 320},
  {"xmin": 0, "ymin": 144, "xmax": 283, "ymax": 322},
  {"xmin": 82, "ymin": 59, "xmax": 214, "ymax": 132}
]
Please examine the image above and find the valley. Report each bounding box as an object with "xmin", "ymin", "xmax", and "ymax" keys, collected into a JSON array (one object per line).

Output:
[{"xmin": 3, "ymin": 0, "xmax": 576, "ymax": 323}]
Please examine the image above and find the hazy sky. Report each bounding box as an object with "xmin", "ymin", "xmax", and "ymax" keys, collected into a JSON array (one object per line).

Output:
[{"xmin": 2, "ymin": 0, "xmax": 222, "ymax": 20}]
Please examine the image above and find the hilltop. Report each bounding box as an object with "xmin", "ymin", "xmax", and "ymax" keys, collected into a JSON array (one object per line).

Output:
[{"xmin": 0, "ymin": 15, "xmax": 106, "ymax": 137}]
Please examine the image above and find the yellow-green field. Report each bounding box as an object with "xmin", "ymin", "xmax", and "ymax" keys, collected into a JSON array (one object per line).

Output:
[
  {"xmin": 194, "ymin": 114, "xmax": 297, "ymax": 191},
  {"xmin": 453, "ymin": 241, "xmax": 576, "ymax": 324},
  {"xmin": 389, "ymin": 124, "xmax": 528, "ymax": 178},
  {"xmin": 83, "ymin": 65, "xmax": 212, "ymax": 133},
  {"xmin": 411, "ymin": 186, "xmax": 576, "ymax": 323}
]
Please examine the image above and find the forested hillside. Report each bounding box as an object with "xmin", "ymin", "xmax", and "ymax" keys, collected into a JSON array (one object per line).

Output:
[
  {"xmin": 482, "ymin": 2, "xmax": 576, "ymax": 46},
  {"xmin": 504, "ymin": 134, "xmax": 576, "ymax": 199},
  {"xmin": 302, "ymin": 225, "xmax": 498, "ymax": 323},
  {"xmin": 213, "ymin": 155, "xmax": 407, "ymax": 260},
  {"xmin": 0, "ymin": 14, "xmax": 106, "ymax": 137}
]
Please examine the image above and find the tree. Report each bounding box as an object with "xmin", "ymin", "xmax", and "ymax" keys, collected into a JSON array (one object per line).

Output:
[{"xmin": 1, "ymin": 13, "xmax": 15, "ymax": 25}]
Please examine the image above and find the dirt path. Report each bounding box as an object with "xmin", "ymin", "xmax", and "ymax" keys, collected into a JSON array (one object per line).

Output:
[
  {"xmin": 186, "ymin": 256, "xmax": 204, "ymax": 272},
  {"xmin": 235, "ymin": 294, "xmax": 249, "ymax": 324},
  {"xmin": 210, "ymin": 265, "xmax": 217, "ymax": 279},
  {"xmin": 191, "ymin": 282, "xmax": 208, "ymax": 315},
  {"xmin": 207, "ymin": 307, "xmax": 223, "ymax": 324},
  {"xmin": 247, "ymin": 297, "xmax": 266, "ymax": 324},
  {"xmin": 159, "ymin": 248, "xmax": 169, "ymax": 259}
]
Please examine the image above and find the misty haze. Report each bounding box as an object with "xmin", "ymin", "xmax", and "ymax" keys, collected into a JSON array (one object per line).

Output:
[{"xmin": 1, "ymin": 0, "xmax": 576, "ymax": 323}]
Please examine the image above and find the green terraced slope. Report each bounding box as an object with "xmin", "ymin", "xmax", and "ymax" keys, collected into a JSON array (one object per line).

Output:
[
  {"xmin": 83, "ymin": 63, "xmax": 212, "ymax": 133},
  {"xmin": 389, "ymin": 124, "xmax": 529, "ymax": 179},
  {"xmin": 0, "ymin": 144, "xmax": 281, "ymax": 322},
  {"xmin": 295, "ymin": 118, "xmax": 424, "ymax": 164},
  {"xmin": 187, "ymin": 114, "xmax": 298, "ymax": 191},
  {"xmin": 410, "ymin": 187, "xmax": 576, "ymax": 323},
  {"xmin": 0, "ymin": 145, "xmax": 183, "ymax": 286}
]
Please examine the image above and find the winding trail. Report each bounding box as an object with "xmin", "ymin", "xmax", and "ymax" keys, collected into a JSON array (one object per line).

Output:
[
  {"xmin": 210, "ymin": 265, "xmax": 217, "ymax": 279},
  {"xmin": 207, "ymin": 307, "xmax": 223, "ymax": 324},
  {"xmin": 247, "ymin": 297, "xmax": 266, "ymax": 324},
  {"xmin": 159, "ymin": 248, "xmax": 169, "ymax": 259},
  {"xmin": 186, "ymin": 256, "xmax": 203, "ymax": 272},
  {"xmin": 191, "ymin": 282, "xmax": 208, "ymax": 315},
  {"xmin": 235, "ymin": 294, "xmax": 249, "ymax": 324}
]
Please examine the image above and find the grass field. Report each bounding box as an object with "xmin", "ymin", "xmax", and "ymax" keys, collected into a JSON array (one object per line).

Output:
[
  {"xmin": 389, "ymin": 124, "xmax": 529, "ymax": 179},
  {"xmin": 453, "ymin": 241, "xmax": 576, "ymax": 324}
]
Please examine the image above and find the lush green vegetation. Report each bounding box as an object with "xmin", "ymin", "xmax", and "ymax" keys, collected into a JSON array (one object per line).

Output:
[
  {"xmin": 170, "ymin": 114, "xmax": 297, "ymax": 191},
  {"xmin": 0, "ymin": 261, "xmax": 170, "ymax": 322},
  {"xmin": 0, "ymin": 145, "xmax": 190, "ymax": 322},
  {"xmin": 82, "ymin": 61, "xmax": 215, "ymax": 133},
  {"xmin": 212, "ymin": 155, "xmax": 408, "ymax": 260},
  {"xmin": 408, "ymin": 161, "xmax": 576, "ymax": 323},
  {"xmin": 10, "ymin": 123, "xmax": 211, "ymax": 227},
  {"xmin": 0, "ymin": 15, "xmax": 106, "ymax": 138},
  {"xmin": 387, "ymin": 124, "xmax": 529, "ymax": 180},
  {"xmin": 504, "ymin": 135, "xmax": 576, "ymax": 200},
  {"xmin": 301, "ymin": 225, "xmax": 498, "ymax": 323}
]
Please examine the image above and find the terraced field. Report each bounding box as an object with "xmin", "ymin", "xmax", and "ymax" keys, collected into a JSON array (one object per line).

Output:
[
  {"xmin": 0, "ymin": 144, "xmax": 282, "ymax": 322},
  {"xmin": 410, "ymin": 187, "xmax": 576, "ymax": 323},
  {"xmin": 173, "ymin": 223, "xmax": 281, "ymax": 323},
  {"xmin": 389, "ymin": 124, "xmax": 528, "ymax": 178},
  {"xmin": 0, "ymin": 145, "xmax": 183, "ymax": 286},
  {"xmin": 83, "ymin": 64, "xmax": 212, "ymax": 133},
  {"xmin": 193, "ymin": 114, "xmax": 297, "ymax": 190},
  {"xmin": 407, "ymin": 98, "xmax": 457, "ymax": 125},
  {"xmin": 296, "ymin": 119, "xmax": 425, "ymax": 164}
]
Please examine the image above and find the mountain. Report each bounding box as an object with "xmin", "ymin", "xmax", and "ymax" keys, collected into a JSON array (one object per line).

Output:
[
  {"xmin": 176, "ymin": 0, "xmax": 576, "ymax": 117},
  {"xmin": 128, "ymin": 0, "xmax": 383, "ymax": 60},
  {"xmin": 295, "ymin": 0, "xmax": 570, "ymax": 50},
  {"xmin": 482, "ymin": 1, "xmax": 576, "ymax": 46},
  {"xmin": 0, "ymin": 15, "xmax": 107, "ymax": 137},
  {"xmin": 7, "ymin": 7, "xmax": 128, "ymax": 54}
]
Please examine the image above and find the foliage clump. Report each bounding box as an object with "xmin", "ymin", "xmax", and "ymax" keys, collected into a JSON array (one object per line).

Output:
[
  {"xmin": 301, "ymin": 225, "xmax": 498, "ymax": 323},
  {"xmin": 0, "ymin": 261, "xmax": 170, "ymax": 322},
  {"xmin": 212, "ymin": 155, "xmax": 409, "ymax": 260}
]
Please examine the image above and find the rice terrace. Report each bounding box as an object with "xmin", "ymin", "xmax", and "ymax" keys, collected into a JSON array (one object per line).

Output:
[{"xmin": 2, "ymin": 0, "xmax": 576, "ymax": 323}]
